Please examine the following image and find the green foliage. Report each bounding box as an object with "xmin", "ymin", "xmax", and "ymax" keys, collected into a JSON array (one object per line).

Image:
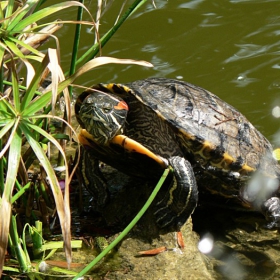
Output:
[{"xmin": 0, "ymin": 0, "xmax": 152, "ymax": 278}]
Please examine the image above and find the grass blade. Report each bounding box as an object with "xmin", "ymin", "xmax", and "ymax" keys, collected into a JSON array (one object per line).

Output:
[
  {"xmin": 22, "ymin": 56, "xmax": 153, "ymax": 117},
  {"xmin": 0, "ymin": 123, "xmax": 22, "ymax": 275},
  {"xmin": 8, "ymin": 36, "xmax": 45, "ymax": 58},
  {"xmin": 11, "ymin": 1, "xmax": 92, "ymax": 34},
  {"xmin": 19, "ymin": 120, "xmax": 72, "ymax": 267},
  {"xmin": 20, "ymin": 51, "xmax": 50, "ymax": 111},
  {"xmin": 69, "ymin": 0, "xmax": 84, "ymax": 98}
]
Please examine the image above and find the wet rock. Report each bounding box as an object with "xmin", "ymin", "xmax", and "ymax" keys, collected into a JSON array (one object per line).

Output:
[{"xmin": 103, "ymin": 218, "xmax": 213, "ymax": 280}]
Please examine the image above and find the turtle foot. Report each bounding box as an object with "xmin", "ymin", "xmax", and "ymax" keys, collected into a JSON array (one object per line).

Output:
[{"xmin": 154, "ymin": 156, "xmax": 198, "ymax": 231}]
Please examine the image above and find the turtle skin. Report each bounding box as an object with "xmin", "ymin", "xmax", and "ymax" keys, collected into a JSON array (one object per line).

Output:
[{"xmin": 75, "ymin": 78, "xmax": 280, "ymax": 230}]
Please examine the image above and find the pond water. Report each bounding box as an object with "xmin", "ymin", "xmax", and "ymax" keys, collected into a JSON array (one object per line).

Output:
[
  {"xmin": 45, "ymin": 0, "xmax": 280, "ymax": 144},
  {"xmin": 43, "ymin": 1, "xmax": 280, "ymax": 279}
]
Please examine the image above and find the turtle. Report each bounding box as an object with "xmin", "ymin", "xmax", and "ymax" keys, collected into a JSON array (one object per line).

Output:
[{"xmin": 75, "ymin": 77, "xmax": 280, "ymax": 230}]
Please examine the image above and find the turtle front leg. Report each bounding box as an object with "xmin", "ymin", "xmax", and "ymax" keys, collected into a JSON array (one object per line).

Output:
[
  {"xmin": 78, "ymin": 146, "xmax": 109, "ymax": 207},
  {"xmin": 262, "ymin": 197, "xmax": 280, "ymax": 229},
  {"xmin": 154, "ymin": 156, "xmax": 198, "ymax": 230}
]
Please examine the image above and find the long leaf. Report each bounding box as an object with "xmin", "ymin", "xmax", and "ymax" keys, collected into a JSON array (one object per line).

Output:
[
  {"xmin": 22, "ymin": 56, "xmax": 153, "ymax": 117},
  {"xmin": 0, "ymin": 97, "xmax": 16, "ymax": 117},
  {"xmin": 0, "ymin": 124, "xmax": 22, "ymax": 275},
  {"xmin": 3, "ymin": 38, "xmax": 24, "ymax": 59},
  {"xmin": 8, "ymin": 37, "xmax": 45, "ymax": 58},
  {"xmin": 19, "ymin": 121, "xmax": 72, "ymax": 266},
  {"xmin": 0, "ymin": 43, "xmax": 5, "ymax": 67},
  {"xmin": 4, "ymin": 1, "xmax": 32, "ymax": 31},
  {"xmin": 11, "ymin": 1, "xmax": 92, "ymax": 34},
  {"xmin": 27, "ymin": 119, "xmax": 71, "ymax": 263},
  {"xmin": 20, "ymin": 52, "xmax": 50, "ymax": 111},
  {"xmin": 0, "ymin": 119, "xmax": 16, "ymax": 159},
  {"xmin": 25, "ymin": 120, "xmax": 69, "ymax": 186},
  {"xmin": 10, "ymin": 58, "xmax": 20, "ymax": 112}
]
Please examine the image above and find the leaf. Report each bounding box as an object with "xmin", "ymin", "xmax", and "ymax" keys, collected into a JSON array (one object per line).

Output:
[
  {"xmin": 48, "ymin": 49, "xmax": 71, "ymax": 124},
  {"xmin": 20, "ymin": 121, "xmax": 72, "ymax": 267},
  {"xmin": 22, "ymin": 56, "xmax": 153, "ymax": 116},
  {"xmin": 3, "ymin": 38, "xmax": 24, "ymax": 59},
  {"xmin": 20, "ymin": 52, "xmax": 50, "ymax": 111},
  {"xmin": 0, "ymin": 125, "xmax": 22, "ymax": 275},
  {"xmin": 8, "ymin": 36, "xmax": 45, "ymax": 58},
  {"xmin": 11, "ymin": 1, "xmax": 93, "ymax": 34},
  {"xmin": 10, "ymin": 59, "xmax": 20, "ymax": 111},
  {"xmin": 4, "ymin": 1, "xmax": 33, "ymax": 31},
  {"xmin": 0, "ymin": 95, "xmax": 16, "ymax": 117},
  {"xmin": 0, "ymin": 119, "xmax": 16, "ymax": 159},
  {"xmin": 72, "ymin": 56, "xmax": 153, "ymax": 78}
]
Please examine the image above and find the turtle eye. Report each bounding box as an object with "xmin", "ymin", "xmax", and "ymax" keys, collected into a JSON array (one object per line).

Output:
[
  {"xmin": 102, "ymin": 104, "xmax": 113, "ymax": 114},
  {"xmin": 102, "ymin": 108, "xmax": 111, "ymax": 113}
]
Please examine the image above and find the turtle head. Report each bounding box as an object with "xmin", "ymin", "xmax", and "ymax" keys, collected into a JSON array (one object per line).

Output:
[{"xmin": 75, "ymin": 91, "xmax": 128, "ymax": 145}]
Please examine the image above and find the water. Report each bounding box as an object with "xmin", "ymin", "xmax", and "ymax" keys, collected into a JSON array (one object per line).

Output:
[
  {"xmin": 43, "ymin": 1, "xmax": 280, "ymax": 279},
  {"xmin": 44, "ymin": 0, "xmax": 280, "ymax": 143}
]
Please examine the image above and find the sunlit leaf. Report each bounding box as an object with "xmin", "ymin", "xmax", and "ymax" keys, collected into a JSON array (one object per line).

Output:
[
  {"xmin": 48, "ymin": 49, "xmax": 60, "ymax": 114},
  {"xmin": 21, "ymin": 59, "xmax": 35, "ymax": 88},
  {"xmin": 0, "ymin": 125, "xmax": 22, "ymax": 275},
  {"xmin": 72, "ymin": 56, "xmax": 153, "ymax": 78},
  {"xmin": 0, "ymin": 96, "xmax": 16, "ymax": 117},
  {"xmin": 0, "ymin": 118, "xmax": 14, "ymax": 128},
  {"xmin": 0, "ymin": 119, "xmax": 16, "ymax": 159},
  {"xmin": 47, "ymin": 48, "xmax": 71, "ymax": 124},
  {"xmin": 8, "ymin": 37, "xmax": 45, "ymax": 58},
  {"xmin": 19, "ymin": 120, "xmax": 72, "ymax": 266},
  {"xmin": 0, "ymin": 43, "xmax": 5, "ymax": 67},
  {"xmin": 10, "ymin": 60, "xmax": 20, "ymax": 111},
  {"xmin": 20, "ymin": 53, "xmax": 50, "ymax": 111},
  {"xmin": 11, "ymin": 1, "xmax": 93, "ymax": 34},
  {"xmin": 3, "ymin": 1, "xmax": 32, "ymax": 31},
  {"xmin": 22, "ymin": 56, "xmax": 153, "ymax": 117},
  {"xmin": 0, "ymin": 2, "xmax": 8, "ymax": 13}
]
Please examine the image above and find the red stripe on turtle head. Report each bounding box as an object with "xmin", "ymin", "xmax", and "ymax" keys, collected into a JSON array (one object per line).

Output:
[{"xmin": 114, "ymin": 100, "xmax": 128, "ymax": 111}]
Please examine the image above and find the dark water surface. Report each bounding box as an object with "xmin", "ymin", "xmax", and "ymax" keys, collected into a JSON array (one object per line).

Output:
[
  {"xmin": 44, "ymin": 1, "xmax": 280, "ymax": 279},
  {"xmin": 45, "ymin": 0, "xmax": 280, "ymax": 143}
]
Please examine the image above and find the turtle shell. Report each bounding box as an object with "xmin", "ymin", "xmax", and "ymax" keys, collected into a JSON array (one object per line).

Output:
[{"xmin": 83, "ymin": 78, "xmax": 280, "ymax": 208}]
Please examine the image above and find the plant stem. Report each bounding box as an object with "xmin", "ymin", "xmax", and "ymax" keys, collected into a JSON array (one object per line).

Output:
[
  {"xmin": 69, "ymin": 0, "xmax": 84, "ymax": 97},
  {"xmin": 73, "ymin": 0, "xmax": 148, "ymax": 70}
]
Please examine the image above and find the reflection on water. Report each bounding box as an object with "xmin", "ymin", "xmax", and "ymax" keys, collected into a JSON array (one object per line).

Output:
[{"xmin": 45, "ymin": 0, "xmax": 280, "ymax": 279}]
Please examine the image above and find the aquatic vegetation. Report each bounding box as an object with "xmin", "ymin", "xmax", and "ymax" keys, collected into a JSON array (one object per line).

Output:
[{"xmin": 0, "ymin": 0, "xmax": 151, "ymax": 278}]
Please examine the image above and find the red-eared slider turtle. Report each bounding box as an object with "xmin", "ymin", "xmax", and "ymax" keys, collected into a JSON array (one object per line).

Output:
[{"xmin": 75, "ymin": 78, "xmax": 280, "ymax": 230}]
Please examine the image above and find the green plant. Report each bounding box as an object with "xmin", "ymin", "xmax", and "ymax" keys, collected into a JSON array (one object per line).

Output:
[
  {"xmin": 0, "ymin": 1, "xmax": 94, "ymax": 275},
  {"xmin": 0, "ymin": 0, "xmax": 152, "ymax": 277}
]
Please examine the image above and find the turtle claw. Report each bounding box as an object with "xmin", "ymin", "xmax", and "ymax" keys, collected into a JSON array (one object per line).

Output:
[{"xmin": 262, "ymin": 197, "xmax": 280, "ymax": 229}]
